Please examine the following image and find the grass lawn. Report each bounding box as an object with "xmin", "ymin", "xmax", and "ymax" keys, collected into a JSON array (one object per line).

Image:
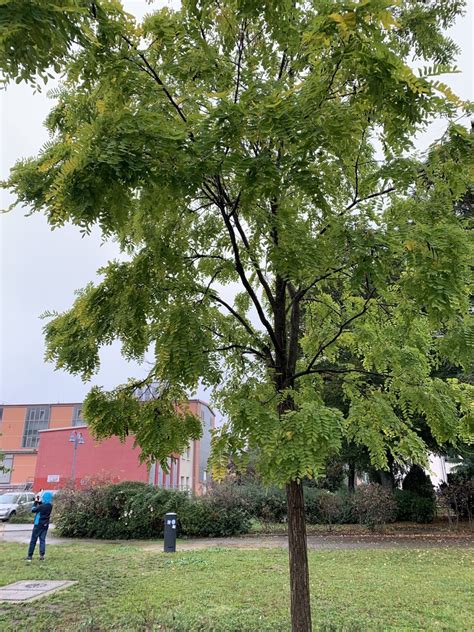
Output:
[{"xmin": 0, "ymin": 542, "xmax": 472, "ymax": 631}]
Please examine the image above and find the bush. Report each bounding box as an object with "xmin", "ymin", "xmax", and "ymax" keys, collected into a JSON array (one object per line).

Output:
[
  {"xmin": 54, "ymin": 484, "xmax": 112, "ymax": 538},
  {"xmin": 394, "ymin": 489, "xmax": 435, "ymax": 523},
  {"xmin": 54, "ymin": 480, "xmax": 251, "ymax": 539},
  {"xmin": 8, "ymin": 507, "xmax": 35, "ymax": 524},
  {"xmin": 303, "ymin": 487, "xmax": 322, "ymax": 524},
  {"xmin": 210, "ymin": 481, "xmax": 356, "ymax": 526},
  {"xmin": 316, "ymin": 491, "xmax": 345, "ymax": 529},
  {"xmin": 439, "ymin": 478, "xmax": 473, "ymax": 525},
  {"xmin": 255, "ymin": 487, "xmax": 287, "ymax": 523},
  {"xmin": 180, "ymin": 496, "xmax": 250, "ymax": 537},
  {"xmin": 214, "ymin": 481, "xmax": 287, "ymax": 523},
  {"xmin": 402, "ymin": 465, "xmax": 435, "ymax": 500},
  {"xmin": 217, "ymin": 482, "xmax": 358, "ymax": 526},
  {"xmin": 180, "ymin": 481, "xmax": 251, "ymax": 537},
  {"xmin": 304, "ymin": 488, "xmax": 355, "ymax": 525},
  {"xmin": 353, "ymin": 484, "xmax": 397, "ymax": 530},
  {"xmin": 124, "ymin": 487, "xmax": 190, "ymax": 538}
]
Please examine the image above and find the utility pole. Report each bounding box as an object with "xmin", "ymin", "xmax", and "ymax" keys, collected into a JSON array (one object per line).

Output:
[{"xmin": 69, "ymin": 431, "xmax": 85, "ymax": 486}]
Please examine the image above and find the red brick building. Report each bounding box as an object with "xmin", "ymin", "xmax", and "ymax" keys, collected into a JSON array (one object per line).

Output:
[{"xmin": 0, "ymin": 400, "xmax": 214, "ymax": 494}]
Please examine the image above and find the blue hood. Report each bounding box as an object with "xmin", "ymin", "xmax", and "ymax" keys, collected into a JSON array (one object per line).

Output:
[{"xmin": 42, "ymin": 492, "xmax": 53, "ymax": 504}]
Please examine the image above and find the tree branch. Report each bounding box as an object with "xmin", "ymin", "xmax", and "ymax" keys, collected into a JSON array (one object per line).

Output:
[
  {"xmin": 203, "ymin": 344, "xmax": 267, "ymax": 360},
  {"xmin": 318, "ymin": 188, "xmax": 395, "ymax": 238},
  {"xmin": 345, "ymin": 186, "xmax": 395, "ymax": 213},
  {"xmin": 216, "ymin": 197, "xmax": 281, "ymax": 353},
  {"xmin": 288, "ymin": 290, "xmax": 376, "ymax": 384},
  {"xmin": 277, "ymin": 50, "xmax": 288, "ymax": 81},
  {"xmin": 292, "ymin": 266, "xmax": 346, "ymax": 307},
  {"xmin": 215, "ymin": 177, "xmax": 277, "ymax": 311},
  {"xmin": 234, "ymin": 23, "xmax": 246, "ymax": 103},
  {"xmin": 121, "ymin": 34, "xmax": 187, "ymax": 125}
]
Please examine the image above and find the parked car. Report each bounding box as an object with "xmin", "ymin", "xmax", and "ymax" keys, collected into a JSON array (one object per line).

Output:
[{"xmin": 0, "ymin": 492, "xmax": 36, "ymax": 521}]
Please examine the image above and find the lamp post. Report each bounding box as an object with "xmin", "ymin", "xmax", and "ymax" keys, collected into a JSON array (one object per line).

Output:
[{"xmin": 69, "ymin": 431, "xmax": 85, "ymax": 486}]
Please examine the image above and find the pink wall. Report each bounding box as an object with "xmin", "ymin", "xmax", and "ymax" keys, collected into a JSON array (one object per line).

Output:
[{"xmin": 34, "ymin": 426, "xmax": 149, "ymax": 490}]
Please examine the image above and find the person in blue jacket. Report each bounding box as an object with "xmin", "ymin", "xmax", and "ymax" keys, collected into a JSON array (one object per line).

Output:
[{"xmin": 25, "ymin": 491, "xmax": 53, "ymax": 562}]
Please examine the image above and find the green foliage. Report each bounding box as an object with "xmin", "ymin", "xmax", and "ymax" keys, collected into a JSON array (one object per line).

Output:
[
  {"xmin": 180, "ymin": 494, "xmax": 250, "ymax": 537},
  {"xmin": 8, "ymin": 507, "xmax": 35, "ymax": 524},
  {"xmin": 402, "ymin": 465, "xmax": 435, "ymax": 499},
  {"xmin": 82, "ymin": 383, "xmax": 203, "ymax": 469},
  {"xmin": 394, "ymin": 489, "xmax": 436, "ymax": 523},
  {"xmin": 206, "ymin": 479, "xmax": 357, "ymax": 525},
  {"xmin": 0, "ymin": 0, "xmax": 89, "ymax": 88},
  {"xmin": 353, "ymin": 484, "xmax": 398, "ymax": 529},
  {"xmin": 54, "ymin": 481, "xmax": 250, "ymax": 539},
  {"xmin": 304, "ymin": 488, "xmax": 356, "ymax": 527},
  {"xmin": 2, "ymin": 1, "xmax": 473, "ymax": 492}
]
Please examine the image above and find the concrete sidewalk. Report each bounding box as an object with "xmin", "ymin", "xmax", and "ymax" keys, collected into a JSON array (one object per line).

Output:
[
  {"xmin": 1, "ymin": 523, "xmax": 39, "ymax": 532},
  {"xmin": 1, "ymin": 523, "xmax": 472, "ymax": 550}
]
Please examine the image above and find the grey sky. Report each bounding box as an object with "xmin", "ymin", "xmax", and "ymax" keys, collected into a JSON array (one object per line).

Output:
[{"xmin": 0, "ymin": 1, "xmax": 472, "ymax": 405}]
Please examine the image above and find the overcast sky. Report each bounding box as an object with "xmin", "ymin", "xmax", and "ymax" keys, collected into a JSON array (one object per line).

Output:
[{"xmin": 0, "ymin": 1, "xmax": 472, "ymax": 406}]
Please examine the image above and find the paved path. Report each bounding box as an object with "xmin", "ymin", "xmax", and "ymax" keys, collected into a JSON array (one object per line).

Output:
[{"xmin": 1, "ymin": 524, "xmax": 472, "ymax": 551}]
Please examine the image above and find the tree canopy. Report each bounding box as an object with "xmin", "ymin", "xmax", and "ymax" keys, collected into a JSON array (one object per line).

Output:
[
  {"xmin": 2, "ymin": 2, "xmax": 473, "ymax": 628},
  {"xmin": 4, "ymin": 0, "xmax": 472, "ymax": 480}
]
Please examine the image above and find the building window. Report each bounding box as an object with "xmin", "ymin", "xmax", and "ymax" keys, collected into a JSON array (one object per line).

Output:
[
  {"xmin": 185, "ymin": 445, "xmax": 191, "ymax": 460},
  {"xmin": 22, "ymin": 407, "xmax": 50, "ymax": 448},
  {"xmin": 186, "ymin": 476, "xmax": 190, "ymax": 490},
  {"xmin": 72, "ymin": 405, "xmax": 85, "ymax": 427},
  {"xmin": 0, "ymin": 407, "xmax": 3, "ymax": 421},
  {"xmin": 0, "ymin": 454, "xmax": 13, "ymax": 483},
  {"xmin": 180, "ymin": 476, "xmax": 184, "ymax": 490}
]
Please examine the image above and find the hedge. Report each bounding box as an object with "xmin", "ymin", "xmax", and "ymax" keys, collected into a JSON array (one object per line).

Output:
[
  {"xmin": 54, "ymin": 481, "xmax": 251, "ymax": 539},
  {"xmin": 54, "ymin": 479, "xmax": 439, "ymax": 540}
]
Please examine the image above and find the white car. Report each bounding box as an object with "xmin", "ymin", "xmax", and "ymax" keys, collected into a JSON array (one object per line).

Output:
[{"xmin": 0, "ymin": 492, "xmax": 36, "ymax": 521}]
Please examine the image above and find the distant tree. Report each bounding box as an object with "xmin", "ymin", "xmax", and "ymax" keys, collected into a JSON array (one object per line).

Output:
[
  {"xmin": 3, "ymin": 2, "xmax": 473, "ymax": 630},
  {"xmin": 402, "ymin": 464, "xmax": 435, "ymax": 499}
]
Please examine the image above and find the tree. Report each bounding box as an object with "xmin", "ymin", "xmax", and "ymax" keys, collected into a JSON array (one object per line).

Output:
[{"xmin": 3, "ymin": 2, "xmax": 473, "ymax": 630}]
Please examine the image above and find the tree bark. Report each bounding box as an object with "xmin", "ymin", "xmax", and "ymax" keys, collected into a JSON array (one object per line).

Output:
[
  {"xmin": 348, "ymin": 460, "xmax": 356, "ymax": 493},
  {"xmin": 286, "ymin": 480, "xmax": 312, "ymax": 632}
]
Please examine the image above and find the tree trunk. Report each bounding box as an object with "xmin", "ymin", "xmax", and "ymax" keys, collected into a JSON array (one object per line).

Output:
[
  {"xmin": 348, "ymin": 460, "xmax": 356, "ymax": 493},
  {"xmin": 286, "ymin": 480, "xmax": 312, "ymax": 632}
]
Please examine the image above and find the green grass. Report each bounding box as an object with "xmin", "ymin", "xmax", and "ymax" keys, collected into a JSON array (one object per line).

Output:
[{"xmin": 0, "ymin": 542, "xmax": 472, "ymax": 631}]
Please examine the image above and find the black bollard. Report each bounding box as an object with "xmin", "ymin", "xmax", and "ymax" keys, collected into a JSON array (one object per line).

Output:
[{"xmin": 164, "ymin": 512, "xmax": 177, "ymax": 552}]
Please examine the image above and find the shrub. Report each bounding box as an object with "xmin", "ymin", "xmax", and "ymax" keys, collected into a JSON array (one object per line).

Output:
[
  {"xmin": 119, "ymin": 487, "xmax": 190, "ymax": 539},
  {"xmin": 255, "ymin": 487, "xmax": 287, "ymax": 523},
  {"xmin": 394, "ymin": 489, "xmax": 435, "ymax": 523},
  {"xmin": 8, "ymin": 507, "xmax": 35, "ymax": 524},
  {"xmin": 303, "ymin": 487, "xmax": 322, "ymax": 524},
  {"xmin": 316, "ymin": 491, "xmax": 345, "ymax": 529},
  {"xmin": 402, "ymin": 465, "xmax": 435, "ymax": 500},
  {"xmin": 439, "ymin": 478, "xmax": 474, "ymax": 526},
  {"xmin": 54, "ymin": 481, "xmax": 250, "ymax": 539},
  {"xmin": 214, "ymin": 481, "xmax": 287, "ymax": 523},
  {"xmin": 54, "ymin": 484, "xmax": 113, "ymax": 538},
  {"xmin": 186, "ymin": 482, "xmax": 251, "ymax": 536},
  {"xmin": 180, "ymin": 496, "xmax": 250, "ymax": 537},
  {"xmin": 353, "ymin": 484, "xmax": 397, "ymax": 530}
]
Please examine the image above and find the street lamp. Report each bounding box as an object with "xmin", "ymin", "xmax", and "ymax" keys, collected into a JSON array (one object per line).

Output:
[{"xmin": 69, "ymin": 431, "xmax": 85, "ymax": 485}]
